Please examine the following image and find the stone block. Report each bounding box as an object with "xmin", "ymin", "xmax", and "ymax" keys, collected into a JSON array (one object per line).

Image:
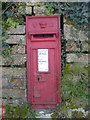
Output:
[
  {"xmin": 0, "ymin": 55, "xmax": 2, "ymax": 65},
  {"xmin": 1, "ymin": 67, "xmax": 26, "ymax": 78},
  {"xmin": 2, "ymin": 78, "xmax": 8, "ymax": 88},
  {"xmin": 26, "ymin": 6, "xmax": 32, "ymax": 14},
  {"xmin": 2, "ymin": 54, "xmax": 26, "ymax": 66},
  {"xmin": 26, "ymin": 2, "xmax": 44, "ymax": 6},
  {"xmin": 64, "ymin": 24, "xmax": 88, "ymax": 42},
  {"xmin": 2, "ymin": 78, "xmax": 25, "ymax": 89},
  {"xmin": 2, "ymin": 89, "xmax": 26, "ymax": 100},
  {"xmin": 66, "ymin": 42, "xmax": 80, "ymax": 52},
  {"xmin": 66, "ymin": 53, "xmax": 88, "ymax": 63},
  {"xmin": 7, "ymin": 25, "xmax": 25, "ymax": 34},
  {"xmin": 10, "ymin": 79, "xmax": 25, "ymax": 89},
  {"xmin": 2, "ymin": 98, "xmax": 27, "ymax": 106},
  {"xmin": 66, "ymin": 41, "xmax": 88, "ymax": 52},
  {"xmin": 66, "ymin": 54, "xmax": 78, "ymax": 63},
  {"xmin": 34, "ymin": 5, "xmax": 46, "ymax": 15},
  {"xmin": 6, "ymin": 35, "xmax": 26, "ymax": 45},
  {"xmin": 12, "ymin": 45, "xmax": 26, "ymax": 54},
  {"xmin": 79, "ymin": 54, "xmax": 88, "ymax": 63},
  {"xmin": 81, "ymin": 41, "xmax": 88, "ymax": 52}
]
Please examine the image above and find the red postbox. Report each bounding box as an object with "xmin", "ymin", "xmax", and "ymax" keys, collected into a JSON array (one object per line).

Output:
[{"xmin": 26, "ymin": 16, "xmax": 61, "ymax": 109}]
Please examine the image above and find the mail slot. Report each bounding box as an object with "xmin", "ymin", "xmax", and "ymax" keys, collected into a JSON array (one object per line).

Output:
[
  {"xmin": 26, "ymin": 16, "xmax": 61, "ymax": 109},
  {"xmin": 28, "ymin": 33, "xmax": 57, "ymax": 41}
]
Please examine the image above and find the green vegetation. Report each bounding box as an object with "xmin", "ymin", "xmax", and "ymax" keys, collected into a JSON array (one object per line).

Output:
[
  {"xmin": 2, "ymin": 45, "xmax": 12, "ymax": 57},
  {"xmin": 45, "ymin": 3, "xmax": 54, "ymax": 15},
  {"xmin": 4, "ymin": 103, "xmax": 37, "ymax": 119},
  {"xmin": 61, "ymin": 63, "xmax": 88, "ymax": 107},
  {"xmin": 2, "ymin": 2, "xmax": 25, "ymax": 57},
  {"xmin": 45, "ymin": 2, "xmax": 89, "ymax": 55},
  {"xmin": 2, "ymin": 4, "xmax": 37, "ymax": 119},
  {"xmin": 45, "ymin": 2, "xmax": 88, "ymax": 31},
  {"xmin": 2, "ymin": 2, "xmax": 89, "ymax": 119},
  {"xmin": 72, "ymin": 111, "xmax": 84, "ymax": 118},
  {"xmin": 52, "ymin": 63, "xmax": 89, "ymax": 119}
]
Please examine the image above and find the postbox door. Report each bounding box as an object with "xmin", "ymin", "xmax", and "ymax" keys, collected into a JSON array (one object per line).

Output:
[{"xmin": 32, "ymin": 48, "xmax": 57, "ymax": 105}]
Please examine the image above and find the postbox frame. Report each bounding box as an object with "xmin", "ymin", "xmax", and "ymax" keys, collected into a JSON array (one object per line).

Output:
[{"xmin": 26, "ymin": 16, "xmax": 61, "ymax": 109}]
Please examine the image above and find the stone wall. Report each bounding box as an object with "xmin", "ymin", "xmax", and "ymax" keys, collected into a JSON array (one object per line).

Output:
[
  {"xmin": 1, "ymin": 2, "xmax": 88, "ymax": 106},
  {"xmin": 64, "ymin": 24, "xmax": 88, "ymax": 64},
  {"xmin": 2, "ymin": 25, "xmax": 26, "ymax": 105}
]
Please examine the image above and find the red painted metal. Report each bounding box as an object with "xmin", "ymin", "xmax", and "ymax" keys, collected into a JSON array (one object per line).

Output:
[{"xmin": 26, "ymin": 16, "xmax": 61, "ymax": 109}]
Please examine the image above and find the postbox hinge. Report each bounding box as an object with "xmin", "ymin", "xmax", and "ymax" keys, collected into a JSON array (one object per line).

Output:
[
  {"xmin": 28, "ymin": 32, "xmax": 32, "ymax": 39},
  {"xmin": 56, "ymin": 32, "xmax": 59, "ymax": 38}
]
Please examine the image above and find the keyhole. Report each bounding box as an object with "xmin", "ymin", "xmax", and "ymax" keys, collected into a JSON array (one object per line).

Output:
[{"xmin": 37, "ymin": 77, "xmax": 40, "ymax": 81}]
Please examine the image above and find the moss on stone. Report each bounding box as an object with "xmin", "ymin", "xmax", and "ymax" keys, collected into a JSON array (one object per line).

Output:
[
  {"xmin": 10, "ymin": 77, "xmax": 14, "ymax": 83},
  {"xmin": 72, "ymin": 111, "xmax": 84, "ymax": 118},
  {"xmin": 65, "ymin": 18, "xmax": 78, "ymax": 29},
  {"xmin": 65, "ymin": 64, "xmax": 70, "ymax": 74}
]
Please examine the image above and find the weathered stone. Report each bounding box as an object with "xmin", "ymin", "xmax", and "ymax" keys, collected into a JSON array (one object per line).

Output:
[
  {"xmin": 67, "ymin": 63, "xmax": 88, "ymax": 69},
  {"xmin": 79, "ymin": 54, "xmax": 88, "ymax": 63},
  {"xmin": 26, "ymin": 6, "xmax": 32, "ymax": 14},
  {"xmin": 26, "ymin": 2, "xmax": 44, "ymax": 6},
  {"xmin": 10, "ymin": 54, "xmax": 26, "ymax": 66},
  {"xmin": 64, "ymin": 24, "xmax": 88, "ymax": 42},
  {"xmin": 6, "ymin": 35, "xmax": 26, "ymax": 45},
  {"xmin": 34, "ymin": 5, "xmax": 46, "ymax": 15},
  {"xmin": 66, "ymin": 53, "xmax": 88, "ymax": 63},
  {"xmin": 66, "ymin": 42, "xmax": 80, "ymax": 52},
  {"xmin": 2, "ymin": 78, "xmax": 25, "ymax": 89},
  {"xmin": 2, "ymin": 89, "xmax": 26, "ymax": 100},
  {"xmin": 66, "ymin": 41, "xmax": 88, "ymax": 52},
  {"xmin": 12, "ymin": 45, "xmax": 25, "ymax": 54},
  {"xmin": 81, "ymin": 41, "xmax": 88, "ymax": 52},
  {"xmin": 2, "ymin": 98, "xmax": 27, "ymax": 106},
  {"xmin": 66, "ymin": 54, "xmax": 78, "ymax": 63},
  {"xmin": 1, "ymin": 67, "xmax": 26, "ymax": 78},
  {"xmin": 7, "ymin": 25, "xmax": 25, "ymax": 34},
  {"xmin": 2, "ymin": 54, "xmax": 26, "ymax": 66},
  {"xmin": 2, "ymin": 57, "xmax": 12, "ymax": 66},
  {"xmin": 0, "ymin": 88, "xmax": 2, "ymax": 98},
  {"xmin": 10, "ymin": 79, "xmax": 25, "ymax": 89},
  {"xmin": 11, "ymin": 98, "xmax": 27, "ymax": 105},
  {"xmin": 36, "ymin": 110, "xmax": 53, "ymax": 118},
  {"xmin": 0, "ymin": 55, "xmax": 2, "ymax": 65},
  {"xmin": 2, "ymin": 78, "xmax": 8, "ymax": 88}
]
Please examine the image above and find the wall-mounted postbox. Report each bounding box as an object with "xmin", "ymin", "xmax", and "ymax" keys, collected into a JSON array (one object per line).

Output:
[{"xmin": 26, "ymin": 16, "xmax": 61, "ymax": 109}]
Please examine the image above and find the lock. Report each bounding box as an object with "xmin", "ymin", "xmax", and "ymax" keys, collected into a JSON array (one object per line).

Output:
[{"xmin": 37, "ymin": 77, "xmax": 40, "ymax": 82}]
